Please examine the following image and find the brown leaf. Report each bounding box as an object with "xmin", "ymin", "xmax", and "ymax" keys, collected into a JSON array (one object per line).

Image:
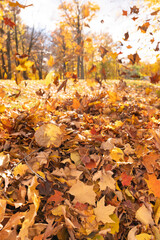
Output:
[
  {"xmin": 34, "ymin": 124, "xmax": 63, "ymax": 148},
  {"xmin": 99, "ymin": 46, "xmax": 108, "ymax": 58},
  {"xmin": 130, "ymin": 5, "xmax": 139, "ymax": 14},
  {"xmin": 138, "ymin": 22, "xmax": 150, "ymax": 33},
  {"xmin": 151, "ymin": 10, "xmax": 160, "ymax": 16},
  {"xmin": 57, "ymin": 79, "xmax": 67, "ymax": 92},
  {"xmin": 128, "ymin": 52, "xmax": 141, "ymax": 64},
  {"xmin": 123, "ymin": 32, "xmax": 129, "ymax": 41}
]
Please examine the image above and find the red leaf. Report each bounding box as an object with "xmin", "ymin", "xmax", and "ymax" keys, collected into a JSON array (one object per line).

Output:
[
  {"xmin": 122, "ymin": 10, "xmax": 128, "ymax": 16},
  {"xmin": 121, "ymin": 172, "xmax": 133, "ymax": 186},
  {"xmin": 85, "ymin": 160, "xmax": 96, "ymax": 169},
  {"xmin": 3, "ymin": 17, "xmax": 16, "ymax": 28},
  {"xmin": 47, "ymin": 190, "xmax": 64, "ymax": 206},
  {"xmin": 132, "ymin": 17, "xmax": 138, "ymax": 21},
  {"xmin": 74, "ymin": 202, "xmax": 88, "ymax": 211},
  {"xmin": 150, "ymin": 73, "xmax": 160, "ymax": 84}
]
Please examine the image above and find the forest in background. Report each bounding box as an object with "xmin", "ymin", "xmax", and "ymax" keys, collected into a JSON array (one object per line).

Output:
[{"xmin": 0, "ymin": 0, "xmax": 160, "ymax": 83}]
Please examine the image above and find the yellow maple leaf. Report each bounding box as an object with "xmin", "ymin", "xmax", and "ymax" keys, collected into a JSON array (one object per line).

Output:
[
  {"xmin": 110, "ymin": 147, "xmax": 124, "ymax": 162},
  {"xmin": 13, "ymin": 163, "xmax": 29, "ymax": 177}
]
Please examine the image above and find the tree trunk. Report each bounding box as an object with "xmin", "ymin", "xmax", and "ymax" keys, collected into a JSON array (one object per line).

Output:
[
  {"xmin": 77, "ymin": 12, "xmax": 81, "ymax": 78},
  {"xmin": 6, "ymin": 28, "xmax": 11, "ymax": 79}
]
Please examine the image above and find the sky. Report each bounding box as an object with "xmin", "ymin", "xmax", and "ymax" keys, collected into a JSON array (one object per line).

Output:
[{"xmin": 19, "ymin": 0, "xmax": 160, "ymax": 63}]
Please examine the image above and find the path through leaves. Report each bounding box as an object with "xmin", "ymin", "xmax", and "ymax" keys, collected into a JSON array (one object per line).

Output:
[{"xmin": 0, "ymin": 79, "xmax": 160, "ymax": 239}]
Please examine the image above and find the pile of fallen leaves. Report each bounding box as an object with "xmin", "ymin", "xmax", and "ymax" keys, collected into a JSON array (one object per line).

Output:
[{"xmin": 0, "ymin": 79, "xmax": 160, "ymax": 240}]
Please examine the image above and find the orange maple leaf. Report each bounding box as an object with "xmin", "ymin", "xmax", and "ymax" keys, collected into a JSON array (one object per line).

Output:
[{"xmin": 146, "ymin": 174, "xmax": 160, "ymax": 198}]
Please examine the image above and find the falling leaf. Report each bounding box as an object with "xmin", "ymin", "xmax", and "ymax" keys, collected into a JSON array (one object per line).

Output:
[
  {"xmin": 128, "ymin": 53, "xmax": 141, "ymax": 64},
  {"xmin": 82, "ymin": 5, "xmax": 90, "ymax": 18},
  {"xmin": 150, "ymin": 73, "xmax": 160, "ymax": 84},
  {"xmin": 122, "ymin": 10, "xmax": 127, "ymax": 16},
  {"xmin": 57, "ymin": 79, "xmax": 67, "ymax": 92},
  {"xmin": 138, "ymin": 22, "xmax": 150, "ymax": 33},
  {"xmin": 47, "ymin": 56, "xmax": 54, "ymax": 67},
  {"xmin": 135, "ymin": 204, "xmax": 154, "ymax": 225},
  {"xmin": 3, "ymin": 17, "xmax": 15, "ymax": 28},
  {"xmin": 123, "ymin": 32, "xmax": 129, "ymax": 41},
  {"xmin": 155, "ymin": 42, "xmax": 160, "ymax": 51},
  {"xmin": 87, "ymin": 65, "xmax": 97, "ymax": 75},
  {"xmin": 44, "ymin": 71, "xmax": 54, "ymax": 85},
  {"xmin": 132, "ymin": 17, "xmax": 138, "ymax": 21},
  {"xmin": 145, "ymin": 174, "xmax": 160, "ymax": 198},
  {"xmin": 151, "ymin": 10, "xmax": 160, "ymax": 15},
  {"xmin": 9, "ymin": 1, "xmax": 33, "ymax": 8},
  {"xmin": 68, "ymin": 180, "xmax": 96, "ymax": 205},
  {"xmin": 99, "ymin": 46, "xmax": 108, "ymax": 58},
  {"xmin": 94, "ymin": 196, "xmax": 116, "ymax": 223},
  {"xmin": 34, "ymin": 123, "xmax": 63, "ymax": 148},
  {"xmin": 130, "ymin": 5, "xmax": 139, "ymax": 14}
]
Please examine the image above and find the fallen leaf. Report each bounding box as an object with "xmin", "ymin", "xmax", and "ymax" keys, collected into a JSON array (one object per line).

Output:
[
  {"xmin": 121, "ymin": 172, "xmax": 133, "ymax": 186},
  {"xmin": 110, "ymin": 147, "xmax": 124, "ymax": 162},
  {"xmin": 98, "ymin": 172, "xmax": 115, "ymax": 191},
  {"xmin": 136, "ymin": 233, "xmax": 152, "ymax": 240},
  {"xmin": 94, "ymin": 196, "xmax": 116, "ymax": 223},
  {"xmin": 68, "ymin": 180, "xmax": 96, "ymax": 205},
  {"xmin": 0, "ymin": 153, "xmax": 10, "ymax": 169},
  {"xmin": 145, "ymin": 174, "xmax": 160, "ymax": 198},
  {"xmin": 13, "ymin": 163, "xmax": 29, "ymax": 177},
  {"xmin": 47, "ymin": 190, "xmax": 64, "ymax": 206},
  {"xmin": 0, "ymin": 199, "xmax": 6, "ymax": 222},
  {"xmin": 135, "ymin": 204, "xmax": 154, "ymax": 225},
  {"xmin": 34, "ymin": 124, "xmax": 63, "ymax": 148}
]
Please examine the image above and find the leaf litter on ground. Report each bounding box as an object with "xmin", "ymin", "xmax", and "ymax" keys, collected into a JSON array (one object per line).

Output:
[{"xmin": 0, "ymin": 79, "xmax": 160, "ymax": 239}]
